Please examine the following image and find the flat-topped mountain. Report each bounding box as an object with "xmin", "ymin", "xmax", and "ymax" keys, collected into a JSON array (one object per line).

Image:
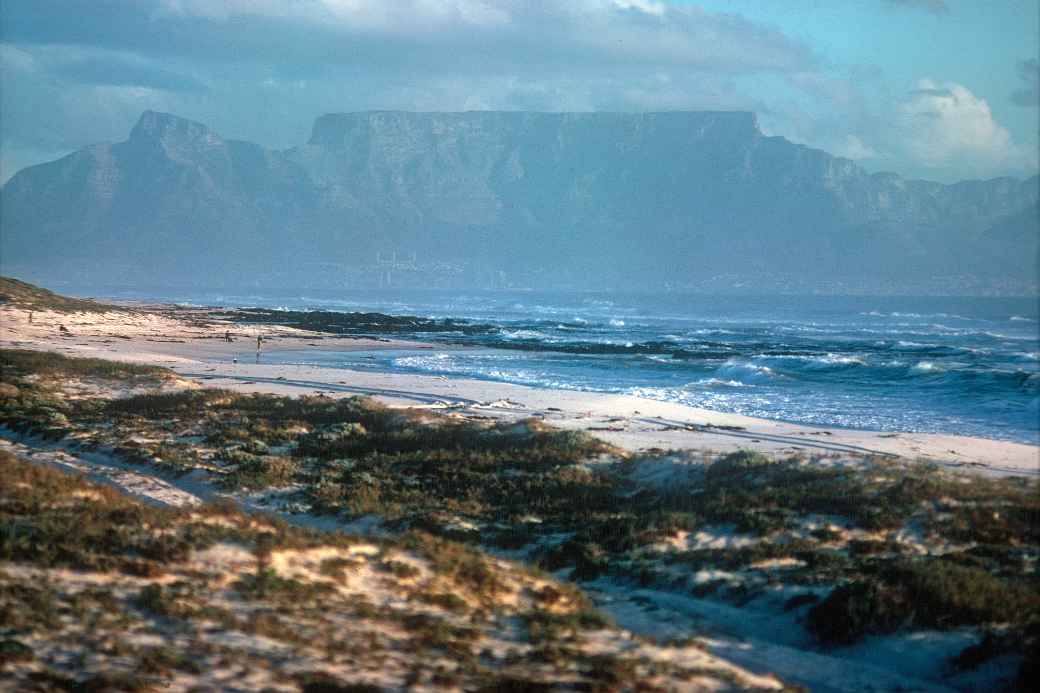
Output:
[{"xmin": 2, "ymin": 110, "xmax": 1036, "ymax": 291}]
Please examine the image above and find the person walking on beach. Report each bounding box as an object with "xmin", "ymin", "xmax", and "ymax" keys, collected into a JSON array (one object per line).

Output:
[
  {"xmin": 28, "ymin": 311, "xmax": 32, "ymax": 324},
  {"xmin": 256, "ymin": 333, "xmax": 263, "ymax": 353},
  {"xmin": 225, "ymin": 330, "xmax": 232, "ymax": 343}
]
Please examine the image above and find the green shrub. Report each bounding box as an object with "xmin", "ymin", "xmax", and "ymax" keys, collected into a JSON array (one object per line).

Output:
[
  {"xmin": 0, "ymin": 277, "xmax": 120, "ymax": 312},
  {"xmin": 808, "ymin": 559, "xmax": 1040, "ymax": 645},
  {"xmin": 883, "ymin": 560, "xmax": 1040, "ymax": 629},
  {"xmin": 807, "ymin": 580, "xmax": 911, "ymax": 645},
  {"xmin": 221, "ymin": 454, "xmax": 298, "ymax": 490},
  {"xmin": 77, "ymin": 671, "xmax": 154, "ymax": 692},
  {"xmin": 296, "ymin": 672, "xmax": 384, "ymax": 693},
  {"xmin": 383, "ymin": 560, "xmax": 421, "ymax": 579},
  {"xmin": 1, "ymin": 348, "xmax": 166, "ymax": 379},
  {"xmin": 137, "ymin": 645, "xmax": 203, "ymax": 675},
  {"xmin": 522, "ymin": 608, "xmax": 611, "ymax": 643},
  {"xmin": 413, "ymin": 591, "xmax": 468, "ymax": 613},
  {"xmin": 0, "ymin": 639, "xmax": 34, "ymax": 666},
  {"xmin": 705, "ymin": 450, "xmax": 774, "ymax": 482},
  {"xmin": 105, "ymin": 390, "xmax": 227, "ymax": 418}
]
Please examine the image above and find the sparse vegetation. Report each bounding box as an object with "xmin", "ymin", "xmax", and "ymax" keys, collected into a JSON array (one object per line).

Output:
[
  {"xmin": 0, "ymin": 276, "xmax": 120, "ymax": 312},
  {"xmin": 1, "ymin": 348, "xmax": 167, "ymax": 381},
  {"xmin": 2, "ymin": 348, "xmax": 1037, "ymax": 689},
  {"xmin": 0, "ymin": 451, "xmax": 769, "ymax": 690},
  {"xmin": 808, "ymin": 559, "xmax": 1040, "ymax": 645}
]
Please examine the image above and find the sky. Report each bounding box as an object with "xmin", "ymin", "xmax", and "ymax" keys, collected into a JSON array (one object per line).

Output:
[{"xmin": 1, "ymin": 0, "xmax": 1037, "ymax": 184}]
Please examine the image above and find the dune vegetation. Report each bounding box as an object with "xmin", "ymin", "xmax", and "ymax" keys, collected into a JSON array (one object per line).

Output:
[
  {"xmin": 1, "ymin": 346, "xmax": 1038, "ymax": 689},
  {"xmin": 0, "ymin": 277, "xmax": 120, "ymax": 313}
]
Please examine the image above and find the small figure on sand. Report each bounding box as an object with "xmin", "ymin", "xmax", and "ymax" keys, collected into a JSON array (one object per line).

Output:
[
  {"xmin": 256, "ymin": 334, "xmax": 263, "ymax": 353},
  {"xmin": 59, "ymin": 324, "xmax": 69, "ymax": 334},
  {"xmin": 225, "ymin": 330, "xmax": 233, "ymax": 343},
  {"xmin": 28, "ymin": 311, "xmax": 33, "ymax": 324}
]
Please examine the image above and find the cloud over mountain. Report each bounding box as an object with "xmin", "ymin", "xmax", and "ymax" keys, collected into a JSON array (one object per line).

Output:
[
  {"xmin": 895, "ymin": 80, "xmax": 1037, "ymax": 176},
  {"xmin": 0, "ymin": 1, "xmax": 1035, "ymax": 184}
]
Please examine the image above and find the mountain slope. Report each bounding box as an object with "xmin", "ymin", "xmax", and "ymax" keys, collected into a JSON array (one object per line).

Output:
[{"xmin": 1, "ymin": 110, "xmax": 1036, "ymax": 291}]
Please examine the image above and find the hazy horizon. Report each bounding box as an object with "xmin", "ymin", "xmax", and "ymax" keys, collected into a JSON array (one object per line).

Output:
[{"xmin": 7, "ymin": 105, "xmax": 1040, "ymax": 189}]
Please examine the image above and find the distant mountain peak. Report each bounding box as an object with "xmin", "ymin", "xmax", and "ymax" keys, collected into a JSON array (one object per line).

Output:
[
  {"xmin": 129, "ymin": 110, "xmax": 222, "ymax": 150},
  {"xmin": 305, "ymin": 109, "xmax": 762, "ymax": 148},
  {"xmin": 2, "ymin": 109, "xmax": 1036, "ymax": 293}
]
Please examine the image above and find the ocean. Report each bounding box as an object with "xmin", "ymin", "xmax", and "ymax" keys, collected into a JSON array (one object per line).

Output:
[{"xmin": 79, "ymin": 288, "xmax": 1040, "ymax": 445}]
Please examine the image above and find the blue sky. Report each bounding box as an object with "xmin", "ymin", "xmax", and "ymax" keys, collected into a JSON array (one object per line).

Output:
[{"xmin": 1, "ymin": 0, "xmax": 1037, "ymax": 183}]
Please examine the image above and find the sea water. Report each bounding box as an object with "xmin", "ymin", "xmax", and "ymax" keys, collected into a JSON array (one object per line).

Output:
[{"xmin": 81, "ymin": 288, "xmax": 1040, "ymax": 444}]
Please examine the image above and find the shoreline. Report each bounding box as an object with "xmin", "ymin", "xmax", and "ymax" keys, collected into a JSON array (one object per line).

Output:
[
  {"xmin": 3, "ymin": 293, "xmax": 1039, "ymax": 690},
  {"xmin": 2, "ymin": 302, "xmax": 1037, "ymax": 475}
]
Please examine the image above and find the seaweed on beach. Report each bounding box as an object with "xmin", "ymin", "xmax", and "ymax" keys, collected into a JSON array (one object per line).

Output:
[{"xmin": 212, "ymin": 307, "xmax": 497, "ymax": 336}]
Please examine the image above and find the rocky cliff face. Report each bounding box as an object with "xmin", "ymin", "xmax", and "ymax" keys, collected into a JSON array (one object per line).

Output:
[{"xmin": 2, "ymin": 110, "xmax": 1036, "ymax": 291}]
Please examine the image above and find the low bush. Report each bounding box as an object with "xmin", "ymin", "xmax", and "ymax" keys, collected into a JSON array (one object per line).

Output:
[
  {"xmin": 806, "ymin": 580, "xmax": 911, "ymax": 645},
  {"xmin": 105, "ymin": 390, "xmax": 228, "ymax": 418},
  {"xmin": 1, "ymin": 348, "xmax": 165, "ymax": 379},
  {"xmin": 705, "ymin": 450, "xmax": 774, "ymax": 482},
  {"xmin": 221, "ymin": 454, "xmax": 298, "ymax": 490},
  {"xmin": 808, "ymin": 559, "xmax": 1040, "ymax": 645},
  {"xmin": 0, "ymin": 639, "xmax": 33, "ymax": 666},
  {"xmin": 412, "ymin": 590, "xmax": 468, "ymax": 613}
]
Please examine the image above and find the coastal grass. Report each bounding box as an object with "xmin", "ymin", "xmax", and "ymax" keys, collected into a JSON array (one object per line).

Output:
[
  {"xmin": 0, "ymin": 448, "xmax": 276, "ymax": 576},
  {"xmin": 807, "ymin": 559, "xmax": 1040, "ymax": 645},
  {"xmin": 0, "ymin": 348, "xmax": 167, "ymax": 381},
  {"xmin": 0, "ymin": 276, "xmax": 120, "ymax": 313},
  {"xmin": 0, "ymin": 348, "xmax": 171, "ymax": 443},
  {"xmin": 2, "ymin": 348, "xmax": 1038, "ymax": 679},
  {"xmin": 0, "ymin": 451, "xmax": 751, "ymax": 690}
]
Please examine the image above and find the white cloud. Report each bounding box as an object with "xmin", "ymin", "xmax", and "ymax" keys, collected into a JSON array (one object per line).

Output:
[
  {"xmin": 895, "ymin": 79, "xmax": 1036, "ymax": 176},
  {"xmin": 613, "ymin": 0, "xmax": 667, "ymax": 17},
  {"xmin": 835, "ymin": 134, "xmax": 877, "ymax": 160},
  {"xmin": 770, "ymin": 71, "xmax": 1037, "ymax": 179},
  {"xmin": 2, "ymin": 1, "xmax": 1036, "ymax": 183},
  {"xmin": 0, "ymin": 0, "xmax": 816, "ymax": 181},
  {"xmin": 141, "ymin": 1, "xmax": 813, "ymax": 72}
]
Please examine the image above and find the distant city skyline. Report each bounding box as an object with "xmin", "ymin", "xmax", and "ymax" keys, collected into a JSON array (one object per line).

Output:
[{"xmin": 2, "ymin": 0, "xmax": 1037, "ymax": 184}]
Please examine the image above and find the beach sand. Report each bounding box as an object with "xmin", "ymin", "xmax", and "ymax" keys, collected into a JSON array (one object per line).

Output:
[{"xmin": 3, "ymin": 303, "xmax": 1037, "ymax": 476}]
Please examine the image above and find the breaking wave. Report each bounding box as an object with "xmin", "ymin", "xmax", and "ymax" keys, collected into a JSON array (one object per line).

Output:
[{"xmin": 235, "ymin": 289, "xmax": 1039, "ymax": 444}]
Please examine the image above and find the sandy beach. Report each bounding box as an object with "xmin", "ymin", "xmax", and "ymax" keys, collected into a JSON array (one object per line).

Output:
[
  {"xmin": 3, "ymin": 296, "xmax": 1039, "ymax": 692},
  {"xmin": 3, "ymin": 303, "xmax": 1037, "ymax": 476}
]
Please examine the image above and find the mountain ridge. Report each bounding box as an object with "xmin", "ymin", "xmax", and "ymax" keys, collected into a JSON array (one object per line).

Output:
[{"xmin": 2, "ymin": 109, "xmax": 1036, "ymax": 292}]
